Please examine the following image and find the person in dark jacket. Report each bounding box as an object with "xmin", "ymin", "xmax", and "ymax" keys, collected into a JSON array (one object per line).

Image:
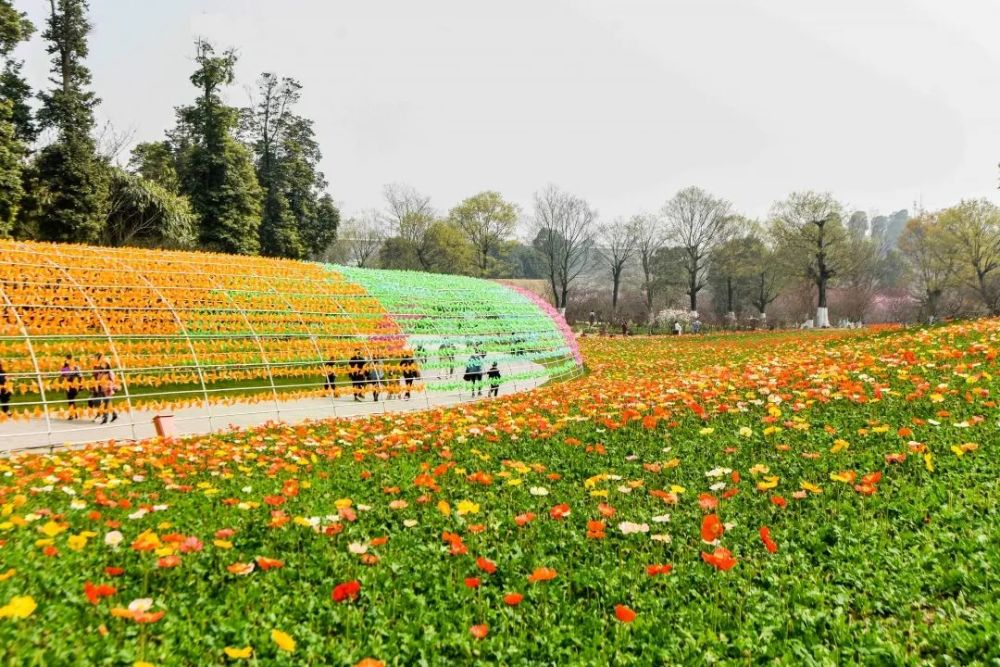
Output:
[
  {"xmin": 323, "ymin": 358, "xmax": 337, "ymax": 395},
  {"xmin": 400, "ymin": 353, "xmax": 420, "ymax": 400},
  {"xmin": 0, "ymin": 361, "xmax": 11, "ymax": 415},
  {"xmin": 61, "ymin": 354, "xmax": 83, "ymax": 418},
  {"xmin": 348, "ymin": 350, "xmax": 366, "ymax": 401},
  {"xmin": 487, "ymin": 362, "xmax": 501, "ymax": 397}
]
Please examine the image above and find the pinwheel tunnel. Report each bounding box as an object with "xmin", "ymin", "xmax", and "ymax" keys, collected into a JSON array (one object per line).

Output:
[{"xmin": 0, "ymin": 240, "xmax": 582, "ymax": 449}]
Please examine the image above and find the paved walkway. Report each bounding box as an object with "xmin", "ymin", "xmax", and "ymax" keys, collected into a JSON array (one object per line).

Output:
[{"xmin": 0, "ymin": 362, "xmax": 553, "ymax": 453}]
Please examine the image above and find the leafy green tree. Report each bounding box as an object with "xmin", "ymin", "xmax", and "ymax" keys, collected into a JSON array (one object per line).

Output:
[
  {"xmin": 770, "ymin": 191, "xmax": 846, "ymax": 327},
  {"xmin": 898, "ymin": 213, "xmax": 958, "ymax": 320},
  {"xmin": 32, "ymin": 0, "xmax": 106, "ymax": 243},
  {"xmin": 422, "ymin": 220, "xmax": 475, "ymax": 275},
  {"xmin": 101, "ymin": 167, "xmax": 197, "ymax": 249},
  {"xmin": 0, "ymin": 1, "xmax": 33, "ymax": 235},
  {"xmin": 240, "ymin": 75, "xmax": 339, "ymax": 258},
  {"xmin": 129, "ymin": 141, "xmax": 183, "ymax": 193},
  {"xmin": 448, "ymin": 191, "xmax": 519, "ymax": 276},
  {"xmin": 708, "ymin": 230, "xmax": 757, "ymax": 319},
  {"xmin": 177, "ymin": 40, "xmax": 262, "ymax": 254},
  {"xmin": 939, "ymin": 199, "xmax": 1000, "ymax": 314}
]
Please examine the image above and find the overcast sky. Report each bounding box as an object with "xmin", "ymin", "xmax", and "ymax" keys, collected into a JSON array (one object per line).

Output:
[{"xmin": 13, "ymin": 0, "xmax": 1000, "ymax": 225}]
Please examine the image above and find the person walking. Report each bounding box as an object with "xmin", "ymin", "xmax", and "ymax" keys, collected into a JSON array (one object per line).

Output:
[
  {"xmin": 400, "ymin": 353, "xmax": 420, "ymax": 400},
  {"xmin": 0, "ymin": 361, "xmax": 11, "ymax": 415},
  {"xmin": 323, "ymin": 358, "xmax": 337, "ymax": 396},
  {"xmin": 92, "ymin": 353, "xmax": 118, "ymax": 424},
  {"xmin": 464, "ymin": 352, "xmax": 483, "ymax": 397},
  {"xmin": 439, "ymin": 342, "xmax": 456, "ymax": 376},
  {"xmin": 368, "ymin": 359, "xmax": 385, "ymax": 402},
  {"xmin": 487, "ymin": 362, "xmax": 501, "ymax": 397},
  {"xmin": 61, "ymin": 354, "xmax": 83, "ymax": 419},
  {"xmin": 348, "ymin": 350, "xmax": 365, "ymax": 401}
]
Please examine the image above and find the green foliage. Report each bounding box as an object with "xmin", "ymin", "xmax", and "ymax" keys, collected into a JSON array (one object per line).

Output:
[
  {"xmin": 128, "ymin": 141, "xmax": 183, "ymax": 193},
  {"xmin": 0, "ymin": 1, "xmax": 33, "ymax": 235},
  {"xmin": 176, "ymin": 41, "xmax": 263, "ymax": 255},
  {"xmin": 241, "ymin": 75, "xmax": 339, "ymax": 259},
  {"xmin": 448, "ymin": 191, "xmax": 519, "ymax": 276},
  {"xmin": 101, "ymin": 167, "xmax": 197, "ymax": 249},
  {"xmin": 32, "ymin": 0, "xmax": 105, "ymax": 244}
]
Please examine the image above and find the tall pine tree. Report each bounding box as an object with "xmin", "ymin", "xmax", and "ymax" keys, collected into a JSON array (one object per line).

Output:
[
  {"xmin": 0, "ymin": 0, "xmax": 33, "ymax": 235},
  {"xmin": 33, "ymin": 0, "xmax": 105, "ymax": 243},
  {"xmin": 177, "ymin": 40, "xmax": 261, "ymax": 255},
  {"xmin": 241, "ymin": 73, "xmax": 338, "ymax": 259}
]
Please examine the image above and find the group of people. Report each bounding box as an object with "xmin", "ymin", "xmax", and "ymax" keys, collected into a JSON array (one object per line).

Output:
[
  {"xmin": 463, "ymin": 350, "xmax": 502, "ymax": 398},
  {"xmin": 331, "ymin": 350, "xmax": 422, "ymax": 402},
  {"xmin": 0, "ymin": 353, "xmax": 119, "ymax": 423}
]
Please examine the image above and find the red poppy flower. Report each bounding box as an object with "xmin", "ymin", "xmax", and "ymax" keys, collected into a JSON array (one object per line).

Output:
[
  {"xmin": 476, "ymin": 557, "xmax": 497, "ymax": 574},
  {"xmin": 770, "ymin": 495, "xmax": 787, "ymax": 508},
  {"xmin": 263, "ymin": 495, "xmax": 286, "ymax": 506},
  {"xmin": 645, "ymin": 564, "xmax": 673, "ymax": 577},
  {"xmin": 614, "ymin": 605, "xmax": 636, "ymax": 623},
  {"xmin": 332, "ymin": 580, "xmax": 362, "ymax": 603},
  {"xmin": 701, "ymin": 547, "xmax": 738, "ymax": 571},
  {"xmin": 503, "ymin": 593, "xmax": 524, "ymax": 606},
  {"xmin": 465, "ymin": 577, "xmax": 481, "ymax": 589},
  {"xmin": 215, "ymin": 528, "xmax": 235, "ymax": 539},
  {"xmin": 104, "ymin": 566, "xmax": 124, "ymax": 577},
  {"xmin": 469, "ymin": 624, "xmax": 489, "ymax": 639},
  {"xmin": 700, "ymin": 514, "xmax": 724, "ymax": 543},
  {"xmin": 759, "ymin": 526, "xmax": 778, "ymax": 554},
  {"xmin": 514, "ymin": 512, "xmax": 536, "ymax": 527},
  {"xmin": 84, "ymin": 581, "xmax": 116, "ymax": 605}
]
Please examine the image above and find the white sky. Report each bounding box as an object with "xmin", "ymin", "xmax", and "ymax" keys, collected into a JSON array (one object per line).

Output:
[{"xmin": 13, "ymin": 0, "xmax": 1000, "ymax": 224}]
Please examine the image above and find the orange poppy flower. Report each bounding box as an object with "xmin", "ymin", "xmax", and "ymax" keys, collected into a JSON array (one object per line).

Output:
[
  {"xmin": 255, "ymin": 556, "xmax": 284, "ymax": 571},
  {"xmin": 503, "ymin": 593, "xmax": 524, "ymax": 606},
  {"xmin": 514, "ymin": 512, "xmax": 536, "ymax": 527},
  {"xmin": 701, "ymin": 547, "xmax": 737, "ymax": 571},
  {"xmin": 645, "ymin": 564, "xmax": 673, "ymax": 577},
  {"xmin": 476, "ymin": 557, "xmax": 497, "ymax": 574},
  {"xmin": 469, "ymin": 624, "xmax": 489, "ymax": 639},
  {"xmin": 700, "ymin": 514, "xmax": 724, "ymax": 543},
  {"xmin": 549, "ymin": 504, "xmax": 571, "ymax": 520},
  {"xmin": 527, "ymin": 567, "xmax": 558, "ymax": 583}
]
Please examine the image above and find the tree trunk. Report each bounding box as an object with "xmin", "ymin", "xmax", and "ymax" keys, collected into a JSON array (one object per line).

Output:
[{"xmin": 611, "ymin": 269, "xmax": 621, "ymax": 314}]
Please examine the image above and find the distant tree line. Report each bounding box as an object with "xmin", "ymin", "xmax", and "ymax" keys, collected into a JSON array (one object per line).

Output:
[{"xmin": 0, "ymin": 0, "xmax": 337, "ymax": 258}]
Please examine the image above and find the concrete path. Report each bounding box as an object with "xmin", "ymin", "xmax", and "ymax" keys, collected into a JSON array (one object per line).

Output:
[{"xmin": 0, "ymin": 362, "xmax": 555, "ymax": 453}]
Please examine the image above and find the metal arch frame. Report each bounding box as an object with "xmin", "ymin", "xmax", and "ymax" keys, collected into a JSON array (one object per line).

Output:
[
  {"xmin": 0, "ymin": 277, "xmax": 53, "ymax": 443},
  {"xmin": 40, "ymin": 252, "xmax": 139, "ymax": 442},
  {"xmin": 113, "ymin": 254, "xmax": 216, "ymax": 432},
  {"xmin": 200, "ymin": 271, "xmax": 283, "ymax": 422},
  {"xmin": 249, "ymin": 265, "xmax": 337, "ymax": 417}
]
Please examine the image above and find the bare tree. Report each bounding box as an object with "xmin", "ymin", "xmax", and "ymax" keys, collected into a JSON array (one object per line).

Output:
[
  {"xmin": 531, "ymin": 185, "xmax": 597, "ymax": 311},
  {"xmin": 633, "ymin": 213, "xmax": 666, "ymax": 321},
  {"xmin": 325, "ymin": 210, "xmax": 385, "ymax": 267},
  {"xmin": 381, "ymin": 183, "xmax": 434, "ymax": 244},
  {"xmin": 595, "ymin": 217, "xmax": 639, "ymax": 315},
  {"xmin": 770, "ymin": 191, "xmax": 846, "ymax": 327},
  {"xmin": 662, "ymin": 187, "xmax": 732, "ymax": 312}
]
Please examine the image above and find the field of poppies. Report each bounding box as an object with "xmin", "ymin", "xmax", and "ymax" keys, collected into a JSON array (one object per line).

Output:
[{"xmin": 1, "ymin": 320, "xmax": 1000, "ymax": 665}]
